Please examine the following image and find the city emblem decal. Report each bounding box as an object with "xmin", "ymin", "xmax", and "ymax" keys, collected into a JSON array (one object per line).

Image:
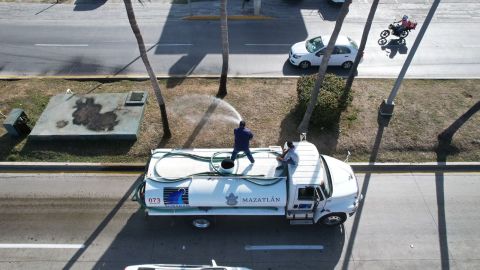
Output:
[{"xmin": 226, "ymin": 193, "xmax": 238, "ymax": 206}]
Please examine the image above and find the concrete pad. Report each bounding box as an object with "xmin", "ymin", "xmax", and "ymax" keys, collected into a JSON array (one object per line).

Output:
[{"xmin": 29, "ymin": 92, "xmax": 146, "ymax": 140}]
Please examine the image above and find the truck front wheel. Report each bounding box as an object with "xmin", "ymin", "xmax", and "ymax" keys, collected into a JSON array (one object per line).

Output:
[{"xmin": 320, "ymin": 213, "xmax": 347, "ymax": 226}]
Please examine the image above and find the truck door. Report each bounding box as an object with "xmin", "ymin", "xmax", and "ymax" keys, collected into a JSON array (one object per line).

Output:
[{"xmin": 288, "ymin": 186, "xmax": 316, "ymax": 220}]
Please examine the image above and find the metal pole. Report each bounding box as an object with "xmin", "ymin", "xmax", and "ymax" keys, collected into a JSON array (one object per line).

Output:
[{"xmin": 385, "ymin": 0, "xmax": 441, "ymax": 105}]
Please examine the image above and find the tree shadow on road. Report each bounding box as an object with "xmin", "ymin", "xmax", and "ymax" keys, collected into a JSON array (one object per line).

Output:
[
  {"xmin": 62, "ymin": 174, "xmax": 144, "ymax": 270},
  {"xmin": 341, "ymin": 111, "xmax": 388, "ymax": 270},
  {"xmin": 281, "ymin": 0, "xmax": 340, "ymax": 21},
  {"xmin": 88, "ymin": 209, "xmax": 346, "ymax": 269},
  {"xmin": 155, "ymin": 1, "xmax": 310, "ymax": 87},
  {"xmin": 433, "ymin": 100, "xmax": 480, "ymax": 270},
  {"xmin": 73, "ymin": 0, "xmax": 108, "ymax": 11}
]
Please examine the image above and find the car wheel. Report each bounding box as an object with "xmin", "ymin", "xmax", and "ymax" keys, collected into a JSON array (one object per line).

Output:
[
  {"xmin": 299, "ymin": 61, "xmax": 311, "ymax": 69},
  {"xmin": 400, "ymin": 30, "xmax": 409, "ymax": 38},
  {"xmin": 320, "ymin": 213, "xmax": 347, "ymax": 226},
  {"xmin": 341, "ymin": 61, "xmax": 353, "ymax": 70},
  {"xmin": 191, "ymin": 217, "xmax": 212, "ymax": 229},
  {"xmin": 378, "ymin": 38, "xmax": 387, "ymax": 46},
  {"xmin": 380, "ymin": 30, "xmax": 390, "ymax": 38}
]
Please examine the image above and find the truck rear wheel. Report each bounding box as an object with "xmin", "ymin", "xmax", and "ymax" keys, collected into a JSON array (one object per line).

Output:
[
  {"xmin": 320, "ymin": 213, "xmax": 347, "ymax": 226},
  {"xmin": 191, "ymin": 217, "xmax": 212, "ymax": 229}
]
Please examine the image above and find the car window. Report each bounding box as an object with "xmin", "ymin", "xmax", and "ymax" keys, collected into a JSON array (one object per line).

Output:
[
  {"xmin": 315, "ymin": 48, "xmax": 325, "ymax": 57},
  {"xmin": 336, "ymin": 46, "xmax": 351, "ymax": 54}
]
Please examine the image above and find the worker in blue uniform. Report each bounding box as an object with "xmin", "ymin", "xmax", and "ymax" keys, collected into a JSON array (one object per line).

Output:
[{"xmin": 231, "ymin": 120, "xmax": 255, "ymax": 163}]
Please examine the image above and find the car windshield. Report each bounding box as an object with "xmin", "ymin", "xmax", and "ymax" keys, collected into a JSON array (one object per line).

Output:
[{"xmin": 305, "ymin": 37, "xmax": 324, "ymax": 53}]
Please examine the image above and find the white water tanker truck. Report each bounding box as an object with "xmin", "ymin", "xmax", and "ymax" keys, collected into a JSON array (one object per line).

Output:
[{"xmin": 134, "ymin": 140, "xmax": 362, "ymax": 228}]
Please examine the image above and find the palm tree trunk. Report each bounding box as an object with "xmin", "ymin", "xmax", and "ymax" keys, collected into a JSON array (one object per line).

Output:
[
  {"xmin": 123, "ymin": 0, "xmax": 171, "ymax": 138},
  {"xmin": 297, "ymin": 0, "xmax": 352, "ymax": 134},
  {"xmin": 218, "ymin": 0, "xmax": 229, "ymax": 97},
  {"xmin": 344, "ymin": 0, "xmax": 379, "ymax": 93}
]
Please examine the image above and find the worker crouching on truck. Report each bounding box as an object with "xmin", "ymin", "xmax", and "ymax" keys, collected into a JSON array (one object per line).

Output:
[
  {"xmin": 277, "ymin": 141, "xmax": 299, "ymax": 166},
  {"xmin": 231, "ymin": 120, "xmax": 255, "ymax": 163}
]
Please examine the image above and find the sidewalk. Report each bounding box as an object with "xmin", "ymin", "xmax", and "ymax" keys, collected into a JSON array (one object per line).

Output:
[
  {"xmin": 1, "ymin": 0, "xmax": 473, "ymax": 24},
  {"xmin": 0, "ymin": 0, "xmax": 331, "ymax": 22}
]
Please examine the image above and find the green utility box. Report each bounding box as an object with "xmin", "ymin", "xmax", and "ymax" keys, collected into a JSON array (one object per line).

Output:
[{"xmin": 3, "ymin": 108, "xmax": 31, "ymax": 137}]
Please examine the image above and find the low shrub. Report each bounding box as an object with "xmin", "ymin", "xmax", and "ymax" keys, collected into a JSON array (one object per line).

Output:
[{"xmin": 296, "ymin": 73, "xmax": 351, "ymax": 129}]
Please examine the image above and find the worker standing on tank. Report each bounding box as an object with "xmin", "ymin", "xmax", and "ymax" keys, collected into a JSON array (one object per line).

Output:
[{"xmin": 231, "ymin": 120, "xmax": 255, "ymax": 163}]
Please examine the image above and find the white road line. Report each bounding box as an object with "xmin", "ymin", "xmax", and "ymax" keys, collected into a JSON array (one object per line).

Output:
[
  {"xmin": 34, "ymin": 44, "xmax": 88, "ymax": 47},
  {"xmin": 245, "ymin": 245, "xmax": 324, "ymax": 251},
  {"xmin": 244, "ymin": 44, "xmax": 291, "ymax": 46},
  {"xmin": 0, "ymin": 244, "xmax": 85, "ymax": 249},
  {"xmin": 145, "ymin": 43, "xmax": 193, "ymax": 46}
]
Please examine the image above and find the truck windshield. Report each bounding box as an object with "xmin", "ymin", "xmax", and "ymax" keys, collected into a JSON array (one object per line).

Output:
[{"xmin": 319, "ymin": 156, "xmax": 333, "ymax": 198}]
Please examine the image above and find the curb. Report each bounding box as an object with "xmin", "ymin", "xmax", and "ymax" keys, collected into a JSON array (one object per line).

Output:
[
  {"xmin": 349, "ymin": 162, "xmax": 480, "ymax": 173},
  {"xmin": 1, "ymin": 162, "xmax": 479, "ymax": 173},
  {"xmin": 1, "ymin": 75, "xmax": 479, "ymax": 80},
  {"xmin": 183, "ymin": 15, "xmax": 273, "ymax": 20}
]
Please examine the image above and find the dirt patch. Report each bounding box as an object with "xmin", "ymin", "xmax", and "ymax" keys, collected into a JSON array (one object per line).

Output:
[{"xmin": 0, "ymin": 78, "xmax": 478, "ymax": 163}]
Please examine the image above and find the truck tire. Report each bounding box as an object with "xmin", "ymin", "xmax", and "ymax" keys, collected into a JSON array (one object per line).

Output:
[
  {"xmin": 320, "ymin": 213, "xmax": 347, "ymax": 226},
  {"xmin": 191, "ymin": 217, "xmax": 212, "ymax": 229}
]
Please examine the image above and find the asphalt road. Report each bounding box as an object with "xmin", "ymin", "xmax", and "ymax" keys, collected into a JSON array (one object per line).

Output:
[
  {"xmin": 0, "ymin": 0, "xmax": 479, "ymax": 78},
  {"xmin": 0, "ymin": 172, "xmax": 479, "ymax": 269}
]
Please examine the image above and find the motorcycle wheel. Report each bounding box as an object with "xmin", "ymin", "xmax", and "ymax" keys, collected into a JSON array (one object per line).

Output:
[
  {"xmin": 378, "ymin": 38, "xmax": 387, "ymax": 46},
  {"xmin": 400, "ymin": 30, "xmax": 409, "ymax": 38},
  {"xmin": 380, "ymin": 30, "xmax": 390, "ymax": 38}
]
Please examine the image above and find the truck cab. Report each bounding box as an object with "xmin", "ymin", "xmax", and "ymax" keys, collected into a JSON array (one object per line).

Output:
[{"xmin": 285, "ymin": 141, "xmax": 361, "ymax": 226}]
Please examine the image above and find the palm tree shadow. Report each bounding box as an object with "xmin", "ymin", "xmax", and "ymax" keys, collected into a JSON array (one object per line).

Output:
[
  {"xmin": 0, "ymin": 133, "xmax": 26, "ymax": 160},
  {"xmin": 166, "ymin": 54, "xmax": 205, "ymax": 89},
  {"xmin": 81, "ymin": 43, "xmax": 159, "ymax": 95},
  {"xmin": 341, "ymin": 111, "xmax": 387, "ymax": 270},
  {"xmin": 433, "ymin": 100, "xmax": 480, "ymax": 270},
  {"xmin": 35, "ymin": 1, "xmax": 61, "ymax": 15},
  {"xmin": 62, "ymin": 174, "xmax": 144, "ymax": 270},
  {"xmin": 73, "ymin": 0, "xmax": 108, "ymax": 11},
  {"xmin": 277, "ymin": 103, "xmax": 341, "ymax": 154},
  {"xmin": 157, "ymin": 133, "xmax": 171, "ymax": 148}
]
